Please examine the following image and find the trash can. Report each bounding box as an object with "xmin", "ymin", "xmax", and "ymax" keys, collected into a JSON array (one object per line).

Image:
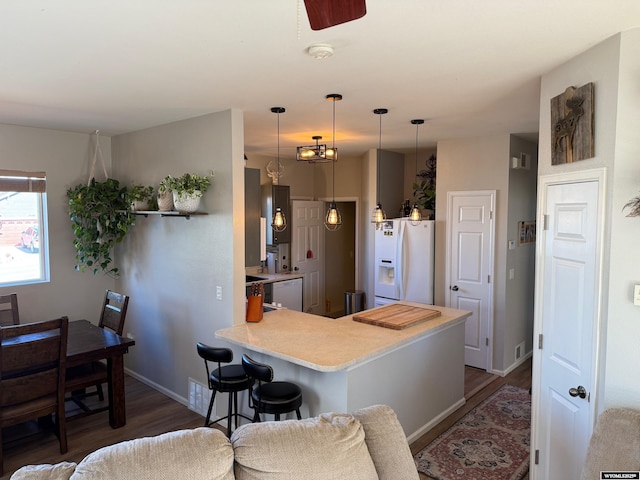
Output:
[{"xmin": 344, "ymin": 290, "xmax": 366, "ymax": 315}]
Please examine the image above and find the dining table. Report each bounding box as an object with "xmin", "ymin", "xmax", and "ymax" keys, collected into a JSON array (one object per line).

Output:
[{"xmin": 65, "ymin": 319, "xmax": 135, "ymax": 428}]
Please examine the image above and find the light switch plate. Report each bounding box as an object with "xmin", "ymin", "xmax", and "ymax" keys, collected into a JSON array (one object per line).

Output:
[{"xmin": 634, "ymin": 285, "xmax": 640, "ymax": 306}]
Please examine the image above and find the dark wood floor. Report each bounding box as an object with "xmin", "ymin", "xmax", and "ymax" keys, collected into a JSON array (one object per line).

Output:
[{"xmin": 1, "ymin": 359, "xmax": 532, "ymax": 479}]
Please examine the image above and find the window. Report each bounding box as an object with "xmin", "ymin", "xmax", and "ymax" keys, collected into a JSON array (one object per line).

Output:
[{"xmin": 0, "ymin": 170, "xmax": 49, "ymax": 286}]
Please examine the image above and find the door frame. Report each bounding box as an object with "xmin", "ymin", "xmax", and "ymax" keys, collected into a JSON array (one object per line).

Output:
[
  {"xmin": 445, "ymin": 189, "xmax": 495, "ymax": 372},
  {"xmin": 318, "ymin": 195, "xmax": 361, "ymax": 289},
  {"xmin": 530, "ymin": 168, "xmax": 606, "ymax": 480}
]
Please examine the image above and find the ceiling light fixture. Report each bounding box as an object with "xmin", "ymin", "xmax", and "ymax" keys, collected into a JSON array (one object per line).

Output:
[
  {"xmin": 271, "ymin": 107, "xmax": 286, "ymax": 232},
  {"xmin": 325, "ymin": 93, "xmax": 343, "ymax": 231},
  {"xmin": 409, "ymin": 119, "xmax": 424, "ymax": 226},
  {"xmin": 371, "ymin": 108, "xmax": 388, "ymax": 229},
  {"xmin": 296, "ymin": 135, "xmax": 337, "ymax": 163}
]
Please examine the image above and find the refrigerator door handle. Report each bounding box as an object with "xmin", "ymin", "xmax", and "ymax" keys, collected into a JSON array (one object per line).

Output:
[{"xmin": 397, "ymin": 220, "xmax": 406, "ymax": 299}]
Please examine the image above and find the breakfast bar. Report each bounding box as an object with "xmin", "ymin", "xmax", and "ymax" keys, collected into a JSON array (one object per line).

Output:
[{"xmin": 216, "ymin": 302, "xmax": 470, "ymax": 441}]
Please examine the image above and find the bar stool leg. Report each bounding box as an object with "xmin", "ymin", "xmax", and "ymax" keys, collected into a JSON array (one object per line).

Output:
[
  {"xmin": 227, "ymin": 392, "xmax": 233, "ymax": 437},
  {"xmin": 204, "ymin": 390, "xmax": 216, "ymax": 427}
]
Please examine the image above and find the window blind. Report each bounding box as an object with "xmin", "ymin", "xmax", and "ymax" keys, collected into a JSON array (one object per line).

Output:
[{"xmin": 0, "ymin": 170, "xmax": 46, "ymax": 193}]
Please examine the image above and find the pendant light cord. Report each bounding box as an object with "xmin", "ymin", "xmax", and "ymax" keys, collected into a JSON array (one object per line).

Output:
[
  {"xmin": 377, "ymin": 112, "xmax": 381, "ymax": 203},
  {"xmin": 415, "ymin": 122, "xmax": 419, "ymax": 175},
  {"xmin": 332, "ymin": 96, "xmax": 336, "ymax": 202}
]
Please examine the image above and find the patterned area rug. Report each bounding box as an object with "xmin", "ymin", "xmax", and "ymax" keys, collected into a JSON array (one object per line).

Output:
[{"xmin": 414, "ymin": 384, "xmax": 531, "ymax": 480}]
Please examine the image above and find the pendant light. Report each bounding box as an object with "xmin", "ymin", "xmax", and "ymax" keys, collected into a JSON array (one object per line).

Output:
[
  {"xmin": 371, "ymin": 108, "xmax": 388, "ymax": 229},
  {"xmin": 409, "ymin": 119, "xmax": 424, "ymax": 226},
  {"xmin": 271, "ymin": 107, "xmax": 286, "ymax": 232},
  {"xmin": 325, "ymin": 93, "xmax": 343, "ymax": 231}
]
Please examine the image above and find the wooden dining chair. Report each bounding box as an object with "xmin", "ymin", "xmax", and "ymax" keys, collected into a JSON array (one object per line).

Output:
[
  {"xmin": 0, "ymin": 293, "xmax": 19, "ymax": 326},
  {"xmin": 65, "ymin": 290, "xmax": 129, "ymax": 417},
  {"xmin": 0, "ymin": 317, "xmax": 69, "ymax": 476}
]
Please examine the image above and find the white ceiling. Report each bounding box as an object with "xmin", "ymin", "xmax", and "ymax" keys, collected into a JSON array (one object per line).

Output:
[{"xmin": 1, "ymin": 1, "xmax": 639, "ymax": 159}]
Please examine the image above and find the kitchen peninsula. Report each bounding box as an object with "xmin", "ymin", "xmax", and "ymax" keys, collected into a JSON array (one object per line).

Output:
[{"xmin": 216, "ymin": 302, "xmax": 470, "ymax": 441}]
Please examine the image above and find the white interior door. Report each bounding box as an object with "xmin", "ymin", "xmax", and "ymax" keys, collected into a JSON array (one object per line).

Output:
[
  {"xmin": 446, "ymin": 191, "xmax": 495, "ymax": 370},
  {"xmin": 290, "ymin": 200, "xmax": 324, "ymax": 315},
  {"xmin": 532, "ymin": 173, "xmax": 602, "ymax": 480}
]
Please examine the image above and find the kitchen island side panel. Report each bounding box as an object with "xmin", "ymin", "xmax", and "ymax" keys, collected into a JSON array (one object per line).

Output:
[{"xmin": 345, "ymin": 318, "xmax": 465, "ymax": 441}]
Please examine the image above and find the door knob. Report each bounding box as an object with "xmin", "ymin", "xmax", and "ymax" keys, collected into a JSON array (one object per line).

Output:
[
  {"xmin": 450, "ymin": 285, "xmax": 459, "ymax": 291},
  {"xmin": 569, "ymin": 385, "xmax": 587, "ymax": 399}
]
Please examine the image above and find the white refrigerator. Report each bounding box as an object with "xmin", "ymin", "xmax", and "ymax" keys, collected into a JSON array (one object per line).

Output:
[{"xmin": 374, "ymin": 218, "xmax": 435, "ymax": 306}]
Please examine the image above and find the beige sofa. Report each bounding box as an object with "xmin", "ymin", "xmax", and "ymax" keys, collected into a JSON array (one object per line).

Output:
[
  {"xmin": 10, "ymin": 405, "xmax": 419, "ymax": 480},
  {"xmin": 580, "ymin": 407, "xmax": 640, "ymax": 480}
]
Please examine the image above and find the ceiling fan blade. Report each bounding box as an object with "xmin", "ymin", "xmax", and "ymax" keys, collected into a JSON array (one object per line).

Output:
[{"xmin": 303, "ymin": 0, "xmax": 366, "ymax": 31}]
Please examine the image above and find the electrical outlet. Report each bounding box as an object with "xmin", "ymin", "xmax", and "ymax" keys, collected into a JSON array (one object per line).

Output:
[
  {"xmin": 216, "ymin": 286, "xmax": 222, "ymax": 300},
  {"xmin": 634, "ymin": 284, "xmax": 640, "ymax": 306}
]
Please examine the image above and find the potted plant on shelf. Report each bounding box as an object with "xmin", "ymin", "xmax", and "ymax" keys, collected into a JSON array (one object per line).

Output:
[
  {"xmin": 171, "ymin": 171, "xmax": 215, "ymax": 213},
  {"xmin": 412, "ymin": 179, "xmax": 436, "ymax": 219},
  {"xmin": 128, "ymin": 184, "xmax": 155, "ymax": 211},
  {"xmin": 67, "ymin": 178, "xmax": 135, "ymax": 277},
  {"xmin": 157, "ymin": 176, "xmax": 175, "ymax": 212}
]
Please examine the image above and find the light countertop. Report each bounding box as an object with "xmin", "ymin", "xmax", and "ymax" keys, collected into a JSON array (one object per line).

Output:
[
  {"xmin": 215, "ymin": 302, "xmax": 470, "ymax": 372},
  {"xmin": 245, "ymin": 272, "xmax": 304, "ymax": 286}
]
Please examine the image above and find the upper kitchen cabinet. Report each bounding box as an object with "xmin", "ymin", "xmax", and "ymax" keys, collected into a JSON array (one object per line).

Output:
[
  {"xmin": 378, "ymin": 150, "xmax": 405, "ymax": 219},
  {"xmin": 245, "ymin": 168, "xmax": 261, "ymax": 266},
  {"xmin": 262, "ymin": 184, "xmax": 290, "ymax": 245}
]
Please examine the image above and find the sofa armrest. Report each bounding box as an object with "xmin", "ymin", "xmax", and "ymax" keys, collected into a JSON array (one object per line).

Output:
[
  {"xmin": 353, "ymin": 405, "xmax": 420, "ymax": 480},
  {"xmin": 580, "ymin": 407, "xmax": 640, "ymax": 480}
]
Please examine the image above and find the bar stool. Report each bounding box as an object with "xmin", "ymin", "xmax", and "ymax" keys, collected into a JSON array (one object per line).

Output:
[
  {"xmin": 196, "ymin": 343, "xmax": 254, "ymax": 437},
  {"xmin": 241, "ymin": 354, "xmax": 303, "ymax": 422}
]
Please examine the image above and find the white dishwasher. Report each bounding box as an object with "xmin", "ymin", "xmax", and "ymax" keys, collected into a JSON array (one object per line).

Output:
[{"xmin": 272, "ymin": 278, "xmax": 303, "ymax": 311}]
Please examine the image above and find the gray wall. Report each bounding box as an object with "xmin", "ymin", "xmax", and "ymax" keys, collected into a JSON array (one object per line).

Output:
[
  {"xmin": 111, "ymin": 110, "xmax": 245, "ymax": 401},
  {"xmin": 0, "ymin": 125, "xmax": 114, "ymax": 324}
]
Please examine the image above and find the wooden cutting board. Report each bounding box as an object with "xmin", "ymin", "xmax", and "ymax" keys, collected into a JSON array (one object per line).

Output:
[{"xmin": 352, "ymin": 304, "xmax": 441, "ymax": 330}]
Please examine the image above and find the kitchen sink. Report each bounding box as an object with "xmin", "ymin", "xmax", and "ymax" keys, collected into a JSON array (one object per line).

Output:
[{"xmin": 246, "ymin": 275, "xmax": 267, "ymax": 283}]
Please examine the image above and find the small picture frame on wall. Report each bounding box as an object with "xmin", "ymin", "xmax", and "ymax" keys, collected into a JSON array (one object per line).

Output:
[{"xmin": 518, "ymin": 221, "xmax": 536, "ymax": 245}]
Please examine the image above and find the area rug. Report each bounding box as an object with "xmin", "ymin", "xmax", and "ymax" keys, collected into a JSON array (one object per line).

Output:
[{"xmin": 414, "ymin": 384, "xmax": 531, "ymax": 480}]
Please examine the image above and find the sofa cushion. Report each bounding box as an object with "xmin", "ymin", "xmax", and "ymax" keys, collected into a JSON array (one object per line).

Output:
[
  {"xmin": 231, "ymin": 412, "xmax": 378, "ymax": 480},
  {"xmin": 580, "ymin": 407, "xmax": 640, "ymax": 480},
  {"xmin": 69, "ymin": 428, "xmax": 234, "ymax": 480},
  {"xmin": 353, "ymin": 405, "xmax": 419, "ymax": 480},
  {"xmin": 10, "ymin": 462, "xmax": 77, "ymax": 480}
]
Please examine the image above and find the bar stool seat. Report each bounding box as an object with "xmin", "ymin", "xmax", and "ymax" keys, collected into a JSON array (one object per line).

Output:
[
  {"xmin": 196, "ymin": 343, "xmax": 254, "ymax": 437},
  {"xmin": 241, "ymin": 354, "xmax": 302, "ymax": 422}
]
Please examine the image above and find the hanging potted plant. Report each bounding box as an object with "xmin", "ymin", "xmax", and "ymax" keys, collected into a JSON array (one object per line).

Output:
[
  {"xmin": 171, "ymin": 171, "xmax": 215, "ymax": 213},
  {"xmin": 157, "ymin": 176, "xmax": 175, "ymax": 212},
  {"xmin": 67, "ymin": 178, "xmax": 135, "ymax": 277},
  {"xmin": 128, "ymin": 184, "xmax": 155, "ymax": 211}
]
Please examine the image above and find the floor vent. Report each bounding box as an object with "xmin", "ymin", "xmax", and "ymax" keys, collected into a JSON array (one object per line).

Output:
[
  {"xmin": 515, "ymin": 341, "xmax": 525, "ymax": 361},
  {"xmin": 188, "ymin": 377, "xmax": 211, "ymax": 416}
]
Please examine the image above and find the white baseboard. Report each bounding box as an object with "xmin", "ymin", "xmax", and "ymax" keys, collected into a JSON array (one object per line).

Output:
[
  {"xmin": 406, "ymin": 397, "xmax": 466, "ymax": 444},
  {"xmin": 124, "ymin": 367, "xmax": 197, "ymax": 415},
  {"xmin": 489, "ymin": 351, "xmax": 532, "ymax": 377}
]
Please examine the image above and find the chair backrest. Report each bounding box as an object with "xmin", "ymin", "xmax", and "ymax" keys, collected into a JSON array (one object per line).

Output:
[
  {"xmin": 241, "ymin": 354, "xmax": 273, "ymax": 384},
  {"xmin": 197, "ymin": 343, "xmax": 234, "ymax": 387},
  {"xmin": 0, "ymin": 293, "xmax": 19, "ymax": 326},
  {"xmin": 99, "ymin": 290, "xmax": 129, "ymax": 335},
  {"xmin": 0, "ymin": 317, "xmax": 68, "ymax": 411},
  {"xmin": 197, "ymin": 343, "xmax": 233, "ymax": 364}
]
